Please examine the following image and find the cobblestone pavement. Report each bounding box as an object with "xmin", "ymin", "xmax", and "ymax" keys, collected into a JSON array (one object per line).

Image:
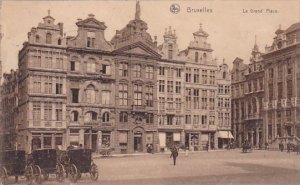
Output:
[{"xmin": 5, "ymin": 149, "xmax": 300, "ymax": 185}]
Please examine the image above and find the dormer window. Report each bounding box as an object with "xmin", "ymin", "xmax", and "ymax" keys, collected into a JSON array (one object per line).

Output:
[
  {"xmin": 58, "ymin": 39, "xmax": 62, "ymax": 45},
  {"xmin": 168, "ymin": 44, "xmax": 173, "ymax": 60},
  {"xmin": 195, "ymin": 52, "xmax": 199, "ymax": 62},
  {"xmin": 223, "ymin": 72, "xmax": 226, "ymax": 79},
  {"xmin": 46, "ymin": 33, "xmax": 52, "ymax": 44},
  {"xmin": 203, "ymin": 53, "xmax": 207, "ymax": 62},
  {"xmin": 36, "ymin": 35, "xmax": 40, "ymax": 43},
  {"xmin": 87, "ymin": 32, "xmax": 95, "ymax": 48}
]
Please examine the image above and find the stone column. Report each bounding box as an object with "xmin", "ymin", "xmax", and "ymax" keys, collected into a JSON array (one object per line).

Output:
[{"xmin": 256, "ymin": 127, "xmax": 259, "ymax": 148}]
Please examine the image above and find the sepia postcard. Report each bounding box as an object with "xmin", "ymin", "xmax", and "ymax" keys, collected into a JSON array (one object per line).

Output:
[{"xmin": 0, "ymin": 0, "xmax": 299, "ymax": 185}]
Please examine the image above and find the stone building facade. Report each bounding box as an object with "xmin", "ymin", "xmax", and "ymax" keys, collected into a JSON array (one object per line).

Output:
[
  {"xmin": 231, "ymin": 41, "xmax": 264, "ymax": 148},
  {"xmin": 263, "ymin": 23, "xmax": 300, "ymax": 146},
  {"xmin": 1, "ymin": 2, "xmax": 232, "ymax": 153},
  {"xmin": 216, "ymin": 61, "xmax": 233, "ymax": 149},
  {"xmin": 0, "ymin": 70, "xmax": 19, "ymax": 149},
  {"xmin": 232, "ymin": 23, "xmax": 300, "ymax": 148}
]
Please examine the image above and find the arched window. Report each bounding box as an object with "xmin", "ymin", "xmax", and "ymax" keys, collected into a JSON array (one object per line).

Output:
[
  {"xmin": 119, "ymin": 112, "xmax": 128, "ymax": 123},
  {"xmin": 195, "ymin": 52, "xmax": 199, "ymax": 62},
  {"xmin": 168, "ymin": 44, "xmax": 173, "ymax": 60},
  {"xmin": 35, "ymin": 35, "xmax": 40, "ymax": 43},
  {"xmin": 86, "ymin": 84, "xmax": 96, "ymax": 103},
  {"xmin": 58, "ymin": 38, "xmax": 62, "ymax": 45},
  {"xmin": 71, "ymin": 111, "xmax": 79, "ymax": 122},
  {"xmin": 46, "ymin": 33, "xmax": 52, "ymax": 44},
  {"xmin": 102, "ymin": 112, "xmax": 110, "ymax": 122},
  {"xmin": 223, "ymin": 72, "xmax": 226, "ymax": 79},
  {"xmin": 203, "ymin": 53, "xmax": 207, "ymax": 62},
  {"xmin": 84, "ymin": 111, "xmax": 97, "ymax": 122}
]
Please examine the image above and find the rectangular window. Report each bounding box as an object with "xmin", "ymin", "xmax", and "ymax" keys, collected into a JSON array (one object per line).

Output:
[
  {"xmin": 287, "ymin": 80, "xmax": 293, "ymax": 99},
  {"xmin": 185, "ymin": 115, "xmax": 191, "ymax": 124},
  {"xmin": 134, "ymin": 84, "xmax": 142, "ymax": 105},
  {"xmin": 102, "ymin": 91, "xmax": 110, "ymax": 105},
  {"xmin": 201, "ymin": 115, "xmax": 207, "ymax": 125},
  {"xmin": 133, "ymin": 64, "xmax": 141, "ymax": 78},
  {"xmin": 202, "ymin": 90, "xmax": 207, "ymax": 109},
  {"xmin": 119, "ymin": 84, "xmax": 128, "ymax": 106},
  {"xmin": 70, "ymin": 61, "xmax": 76, "ymax": 71},
  {"xmin": 33, "ymin": 102, "xmax": 41, "ymax": 121},
  {"xmin": 159, "ymin": 66, "xmax": 165, "ymax": 75},
  {"xmin": 55, "ymin": 78, "xmax": 63, "ymax": 94},
  {"xmin": 33, "ymin": 76, "xmax": 42, "ymax": 93},
  {"xmin": 175, "ymin": 82, "xmax": 181, "ymax": 94},
  {"xmin": 45, "ymin": 55, "xmax": 52, "ymax": 69},
  {"xmin": 209, "ymin": 70, "xmax": 215, "ymax": 85},
  {"xmin": 146, "ymin": 66, "xmax": 154, "ymax": 79},
  {"xmin": 194, "ymin": 69, "xmax": 200, "ymax": 83},
  {"xmin": 159, "ymin": 80, "xmax": 165, "ymax": 93},
  {"xmin": 55, "ymin": 103, "xmax": 63, "ymax": 121},
  {"xmin": 193, "ymin": 115, "xmax": 199, "ymax": 125},
  {"xmin": 176, "ymin": 68, "xmax": 181, "ymax": 78},
  {"xmin": 102, "ymin": 64, "xmax": 111, "ymax": 75},
  {"xmin": 146, "ymin": 85, "xmax": 154, "ymax": 107},
  {"xmin": 168, "ymin": 68, "xmax": 173, "ymax": 77},
  {"xmin": 71, "ymin": 89, "xmax": 79, "ymax": 103},
  {"xmin": 167, "ymin": 115, "xmax": 173, "ymax": 125},
  {"xmin": 167, "ymin": 81, "xmax": 173, "ymax": 93},
  {"xmin": 186, "ymin": 88, "xmax": 192, "ymax": 109},
  {"xmin": 44, "ymin": 102, "xmax": 52, "ymax": 121},
  {"xmin": 146, "ymin": 114, "xmax": 154, "ymax": 124},
  {"xmin": 185, "ymin": 68, "xmax": 191, "ymax": 83},
  {"xmin": 193, "ymin": 89, "xmax": 200, "ymax": 109},
  {"xmin": 87, "ymin": 32, "xmax": 95, "ymax": 48},
  {"xmin": 167, "ymin": 98, "xmax": 173, "ymax": 109},
  {"xmin": 44, "ymin": 76, "xmax": 52, "ymax": 94},
  {"xmin": 119, "ymin": 63, "xmax": 128, "ymax": 77},
  {"xmin": 175, "ymin": 98, "xmax": 181, "ymax": 110},
  {"xmin": 159, "ymin": 97, "xmax": 165, "ymax": 110},
  {"xmin": 202, "ymin": 70, "xmax": 207, "ymax": 84}
]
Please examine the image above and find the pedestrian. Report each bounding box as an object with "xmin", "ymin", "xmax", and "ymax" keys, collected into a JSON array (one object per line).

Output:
[
  {"xmin": 287, "ymin": 142, "xmax": 291, "ymax": 153},
  {"xmin": 206, "ymin": 141, "xmax": 209, "ymax": 152},
  {"xmin": 170, "ymin": 145, "xmax": 178, "ymax": 166},
  {"xmin": 185, "ymin": 146, "xmax": 189, "ymax": 157}
]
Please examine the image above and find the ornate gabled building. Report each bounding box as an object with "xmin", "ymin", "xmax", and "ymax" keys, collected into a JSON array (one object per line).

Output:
[
  {"xmin": 263, "ymin": 23, "xmax": 300, "ymax": 147},
  {"xmin": 157, "ymin": 26, "xmax": 185, "ymax": 151},
  {"xmin": 179, "ymin": 24, "xmax": 219, "ymax": 150},
  {"xmin": 231, "ymin": 40, "xmax": 265, "ymax": 148},
  {"xmin": 216, "ymin": 61, "xmax": 233, "ymax": 149},
  {"xmin": 0, "ymin": 70, "xmax": 19, "ymax": 150},
  {"xmin": 17, "ymin": 11, "xmax": 67, "ymax": 153},
  {"xmin": 2, "ymin": 2, "xmax": 233, "ymax": 153},
  {"xmin": 109, "ymin": 1, "xmax": 159, "ymax": 153}
]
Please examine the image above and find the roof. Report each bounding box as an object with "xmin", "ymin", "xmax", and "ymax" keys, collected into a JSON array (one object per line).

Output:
[{"xmin": 286, "ymin": 22, "xmax": 300, "ymax": 34}]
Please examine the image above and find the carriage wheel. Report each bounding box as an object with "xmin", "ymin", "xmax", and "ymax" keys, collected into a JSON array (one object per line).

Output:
[
  {"xmin": 0, "ymin": 167, "xmax": 8, "ymax": 185},
  {"xmin": 77, "ymin": 171, "xmax": 82, "ymax": 180},
  {"xmin": 25, "ymin": 165, "xmax": 34, "ymax": 184},
  {"xmin": 56, "ymin": 164, "xmax": 65, "ymax": 182},
  {"xmin": 33, "ymin": 165, "xmax": 42, "ymax": 184},
  {"xmin": 69, "ymin": 164, "xmax": 78, "ymax": 183},
  {"xmin": 90, "ymin": 163, "xmax": 99, "ymax": 181}
]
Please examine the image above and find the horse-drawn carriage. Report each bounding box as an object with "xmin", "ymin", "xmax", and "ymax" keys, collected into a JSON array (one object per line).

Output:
[
  {"xmin": 25, "ymin": 149, "xmax": 65, "ymax": 184},
  {"xmin": 0, "ymin": 150, "xmax": 26, "ymax": 185},
  {"xmin": 99, "ymin": 147, "xmax": 114, "ymax": 157},
  {"xmin": 65, "ymin": 148, "xmax": 98, "ymax": 182}
]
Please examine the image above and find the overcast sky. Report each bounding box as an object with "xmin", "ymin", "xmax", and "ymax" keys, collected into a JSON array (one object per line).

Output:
[{"xmin": 1, "ymin": 0, "xmax": 299, "ymax": 73}]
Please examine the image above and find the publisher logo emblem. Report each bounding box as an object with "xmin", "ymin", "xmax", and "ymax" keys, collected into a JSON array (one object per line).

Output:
[{"xmin": 170, "ymin": 4, "xmax": 180, "ymax": 14}]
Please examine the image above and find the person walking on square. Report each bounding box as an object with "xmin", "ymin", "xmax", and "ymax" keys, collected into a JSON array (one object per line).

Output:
[{"xmin": 170, "ymin": 145, "xmax": 178, "ymax": 166}]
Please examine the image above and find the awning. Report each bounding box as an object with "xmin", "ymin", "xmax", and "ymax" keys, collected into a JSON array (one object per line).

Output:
[{"xmin": 218, "ymin": 131, "xmax": 234, "ymax": 139}]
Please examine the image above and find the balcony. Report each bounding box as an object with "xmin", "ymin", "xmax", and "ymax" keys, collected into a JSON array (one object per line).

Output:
[
  {"xmin": 158, "ymin": 124, "xmax": 183, "ymax": 130},
  {"xmin": 84, "ymin": 121, "xmax": 100, "ymax": 126},
  {"xmin": 132, "ymin": 105, "xmax": 146, "ymax": 112}
]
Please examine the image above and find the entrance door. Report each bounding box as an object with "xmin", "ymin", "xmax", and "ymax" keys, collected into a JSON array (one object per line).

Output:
[
  {"xmin": 134, "ymin": 133, "xmax": 143, "ymax": 152},
  {"xmin": 166, "ymin": 132, "xmax": 173, "ymax": 149}
]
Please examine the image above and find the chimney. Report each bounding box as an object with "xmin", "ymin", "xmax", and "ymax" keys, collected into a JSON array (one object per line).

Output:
[{"xmin": 58, "ymin": 22, "xmax": 63, "ymax": 36}]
